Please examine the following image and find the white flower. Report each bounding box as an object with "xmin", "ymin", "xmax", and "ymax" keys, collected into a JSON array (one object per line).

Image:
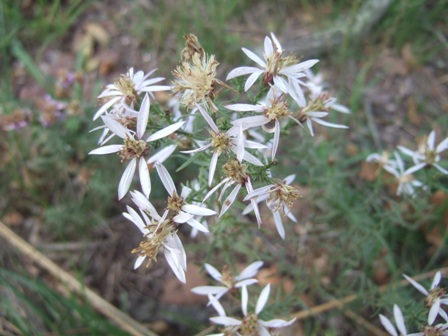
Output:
[
  {"xmin": 386, "ymin": 151, "xmax": 426, "ymax": 197},
  {"xmin": 243, "ymin": 175, "xmax": 299, "ymax": 239},
  {"xmin": 182, "ymin": 104, "xmax": 265, "ymax": 186},
  {"xmin": 155, "ymin": 162, "xmax": 216, "ymax": 233},
  {"xmin": 296, "ymin": 91, "xmax": 349, "ymax": 137},
  {"xmin": 226, "ymin": 32, "xmax": 318, "ymax": 106},
  {"xmin": 398, "ymin": 130, "xmax": 448, "ymax": 175},
  {"xmin": 202, "ymin": 158, "xmax": 262, "ymax": 223},
  {"xmin": 94, "ymin": 68, "xmax": 171, "ymax": 120},
  {"xmin": 403, "ymin": 272, "xmax": 448, "ymax": 325},
  {"xmin": 209, "ymin": 284, "xmax": 296, "ymax": 336},
  {"xmin": 366, "ymin": 151, "xmax": 397, "ymax": 172},
  {"xmin": 89, "ymin": 94, "xmax": 185, "ymax": 199},
  {"xmin": 227, "ymin": 91, "xmax": 301, "ymax": 160},
  {"xmin": 123, "ymin": 205, "xmax": 186, "ymax": 283},
  {"xmin": 191, "ymin": 261, "xmax": 263, "ymax": 301}
]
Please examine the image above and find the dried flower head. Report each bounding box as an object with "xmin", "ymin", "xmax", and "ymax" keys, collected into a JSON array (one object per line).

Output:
[{"xmin": 172, "ymin": 53, "xmax": 220, "ymax": 109}]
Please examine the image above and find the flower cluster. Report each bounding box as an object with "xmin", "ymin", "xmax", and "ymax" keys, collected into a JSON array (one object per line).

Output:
[
  {"xmin": 88, "ymin": 32, "xmax": 349, "ymax": 333},
  {"xmin": 379, "ymin": 272, "xmax": 448, "ymax": 336},
  {"xmin": 366, "ymin": 130, "xmax": 448, "ymax": 197}
]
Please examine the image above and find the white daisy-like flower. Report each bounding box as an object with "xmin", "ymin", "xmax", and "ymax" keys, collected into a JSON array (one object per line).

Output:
[
  {"xmin": 202, "ymin": 158, "xmax": 262, "ymax": 223},
  {"xmin": 386, "ymin": 151, "xmax": 426, "ymax": 197},
  {"xmin": 209, "ymin": 284, "xmax": 296, "ymax": 336},
  {"xmin": 243, "ymin": 174, "xmax": 299, "ymax": 240},
  {"xmin": 398, "ymin": 130, "xmax": 448, "ymax": 175},
  {"xmin": 296, "ymin": 91, "xmax": 349, "ymax": 137},
  {"xmin": 94, "ymin": 67, "xmax": 171, "ymax": 120},
  {"xmin": 366, "ymin": 151, "xmax": 397, "ymax": 172},
  {"xmin": 89, "ymin": 94, "xmax": 185, "ymax": 199},
  {"xmin": 191, "ymin": 261, "xmax": 263, "ymax": 301},
  {"xmin": 226, "ymin": 32, "xmax": 318, "ymax": 106},
  {"xmin": 182, "ymin": 104, "xmax": 265, "ymax": 186},
  {"xmin": 155, "ymin": 162, "xmax": 216, "ymax": 233},
  {"xmin": 226, "ymin": 91, "xmax": 302, "ymax": 160},
  {"xmin": 403, "ymin": 272, "xmax": 448, "ymax": 325},
  {"xmin": 123, "ymin": 205, "xmax": 186, "ymax": 283}
]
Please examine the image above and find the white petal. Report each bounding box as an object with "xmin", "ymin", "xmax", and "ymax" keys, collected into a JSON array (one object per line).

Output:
[
  {"xmin": 244, "ymin": 70, "xmax": 264, "ymax": 92},
  {"xmin": 205, "ymin": 263, "xmax": 222, "ymax": 281},
  {"xmin": 93, "ymin": 96, "xmax": 121, "ymax": 120},
  {"xmin": 137, "ymin": 94, "xmax": 150, "ymax": 139},
  {"xmin": 273, "ymin": 211, "xmax": 285, "ymax": 239},
  {"xmin": 124, "ymin": 206, "xmax": 146, "ymax": 234},
  {"xmin": 260, "ymin": 318, "xmax": 296, "ymax": 328},
  {"xmin": 134, "ymin": 255, "xmax": 146, "ymax": 269},
  {"xmin": 233, "ymin": 115, "xmax": 269, "ymax": 130},
  {"xmin": 186, "ymin": 218, "xmax": 209, "ymax": 233},
  {"xmin": 219, "ymin": 184, "xmax": 241, "ymax": 217},
  {"xmin": 210, "ymin": 316, "xmax": 241, "ymax": 326},
  {"xmin": 164, "ymin": 248, "xmax": 186, "ymax": 283},
  {"xmin": 102, "ymin": 115, "xmax": 132, "ymax": 139},
  {"xmin": 272, "ymin": 120, "xmax": 280, "ymax": 160},
  {"xmin": 236, "ymin": 261, "xmax": 263, "ymax": 281},
  {"xmin": 393, "ymin": 304, "xmax": 407, "ymax": 336},
  {"xmin": 208, "ymin": 294, "xmax": 227, "ymax": 317},
  {"xmin": 379, "ymin": 314, "xmax": 398, "ymax": 336},
  {"xmin": 434, "ymin": 163, "xmax": 448, "ymax": 175},
  {"xmin": 197, "ymin": 104, "xmax": 219, "ymax": 133},
  {"xmin": 89, "ymin": 144, "xmax": 122, "ymax": 155},
  {"xmin": 428, "ymin": 130, "xmax": 436, "ymax": 150},
  {"xmin": 139, "ymin": 85, "xmax": 172, "ymax": 92},
  {"xmin": 270, "ymin": 32, "xmax": 282, "ymax": 51},
  {"xmin": 235, "ymin": 279, "xmax": 258, "ymax": 288},
  {"xmin": 403, "ymin": 274, "xmax": 429, "ymax": 296},
  {"xmin": 181, "ymin": 143, "xmax": 212, "ymax": 154},
  {"xmin": 147, "ymin": 145, "xmax": 177, "ymax": 165},
  {"xmin": 181, "ymin": 186, "xmax": 192, "ymax": 199},
  {"xmin": 182, "ymin": 204, "xmax": 216, "ymax": 216},
  {"xmin": 226, "ymin": 66, "xmax": 261, "ymax": 80},
  {"xmin": 312, "ymin": 117, "xmax": 348, "ymax": 129},
  {"xmin": 138, "ymin": 157, "xmax": 151, "ymax": 198},
  {"xmin": 208, "ymin": 152, "xmax": 219, "ymax": 187},
  {"xmin": 244, "ymin": 186, "xmax": 272, "ymax": 202},
  {"xmin": 225, "ymin": 103, "xmax": 264, "ymax": 112},
  {"xmin": 256, "ymin": 284, "xmax": 271, "ymax": 314},
  {"xmin": 243, "ymin": 151, "xmax": 264, "ymax": 166},
  {"xmin": 118, "ymin": 159, "xmax": 137, "ymax": 199},
  {"xmin": 284, "ymin": 174, "xmax": 296, "ymax": 185},
  {"xmin": 191, "ymin": 286, "xmax": 228, "ymax": 296},
  {"xmin": 280, "ymin": 59, "xmax": 319, "ymax": 75},
  {"xmin": 428, "ymin": 298, "xmax": 440, "ymax": 325},
  {"xmin": 236, "ymin": 124, "xmax": 244, "ymax": 162},
  {"xmin": 173, "ymin": 211, "xmax": 194, "ymax": 223},
  {"xmin": 431, "ymin": 271, "xmax": 442, "ymax": 289},
  {"xmin": 264, "ymin": 36, "xmax": 274, "ymax": 57},
  {"xmin": 242, "ymin": 285, "xmax": 248, "ymax": 316},
  {"xmin": 130, "ymin": 191, "xmax": 160, "ymax": 220},
  {"xmin": 203, "ymin": 178, "xmax": 230, "ymax": 203},
  {"xmin": 273, "ymin": 75, "xmax": 289, "ymax": 93},
  {"xmin": 155, "ymin": 162, "xmax": 176, "ymax": 196},
  {"xmin": 436, "ymin": 136, "xmax": 448, "ymax": 153},
  {"xmin": 242, "ymin": 47, "xmax": 266, "ymax": 68},
  {"xmin": 147, "ymin": 121, "xmax": 185, "ymax": 142}
]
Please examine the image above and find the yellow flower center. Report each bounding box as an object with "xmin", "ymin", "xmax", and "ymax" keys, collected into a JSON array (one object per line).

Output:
[{"xmin": 119, "ymin": 137, "xmax": 149, "ymax": 161}]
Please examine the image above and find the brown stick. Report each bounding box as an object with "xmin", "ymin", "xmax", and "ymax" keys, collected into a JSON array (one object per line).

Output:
[{"xmin": 0, "ymin": 221, "xmax": 158, "ymax": 336}]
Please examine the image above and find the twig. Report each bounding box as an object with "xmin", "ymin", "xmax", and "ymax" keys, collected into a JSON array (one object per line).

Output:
[
  {"xmin": 292, "ymin": 268, "xmax": 448, "ymax": 321},
  {"xmin": 0, "ymin": 221, "xmax": 158, "ymax": 336}
]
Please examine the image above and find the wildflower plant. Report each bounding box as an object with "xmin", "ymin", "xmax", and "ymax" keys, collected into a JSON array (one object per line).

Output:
[{"xmin": 88, "ymin": 32, "xmax": 350, "ymax": 334}]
